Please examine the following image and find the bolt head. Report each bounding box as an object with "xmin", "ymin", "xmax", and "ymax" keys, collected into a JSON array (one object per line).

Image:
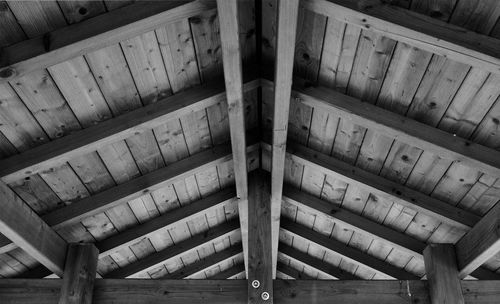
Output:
[
  {"xmin": 251, "ymin": 280, "xmax": 260, "ymax": 289},
  {"xmin": 261, "ymin": 292, "xmax": 270, "ymax": 301}
]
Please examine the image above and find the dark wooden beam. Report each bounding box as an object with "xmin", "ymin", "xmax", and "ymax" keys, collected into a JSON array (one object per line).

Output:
[
  {"xmin": 276, "ymin": 262, "xmax": 315, "ymax": 280},
  {"xmin": 104, "ymin": 219, "xmax": 239, "ymax": 278},
  {"xmin": 0, "ymin": 1, "xmax": 216, "ymax": 82},
  {"xmin": 208, "ymin": 263, "xmax": 245, "ymax": 280},
  {"xmin": 59, "ymin": 244, "xmax": 98, "ymax": 304},
  {"xmin": 301, "ymin": 0, "xmax": 500, "ymax": 74},
  {"xmin": 0, "ymin": 181, "xmax": 67, "ymax": 276},
  {"xmin": 261, "ymin": 139, "xmax": 479, "ymax": 229},
  {"xmin": 270, "ymin": 0, "xmax": 300, "ymax": 280},
  {"xmin": 248, "ymin": 170, "xmax": 273, "ymax": 303},
  {"xmin": 279, "ymin": 243, "xmax": 358, "ymax": 280},
  {"xmin": 161, "ymin": 244, "xmax": 243, "ymax": 279},
  {"xmin": 0, "ymin": 76, "xmax": 259, "ymax": 184},
  {"xmin": 424, "ymin": 244, "xmax": 465, "ymax": 304},
  {"xmin": 217, "ymin": 0, "xmax": 250, "ymax": 277},
  {"xmin": 3, "ymin": 279, "xmax": 500, "ymax": 304},
  {"xmin": 281, "ymin": 218, "xmax": 419, "ymax": 280},
  {"xmin": 455, "ymin": 202, "xmax": 500, "ymax": 278},
  {"xmin": 262, "ymin": 77, "xmax": 500, "ymax": 181}
]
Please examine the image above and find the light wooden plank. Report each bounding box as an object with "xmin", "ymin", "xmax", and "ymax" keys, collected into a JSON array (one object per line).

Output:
[
  {"xmin": 104, "ymin": 219, "xmax": 239, "ymax": 278},
  {"xmin": 270, "ymin": 0, "xmax": 300, "ymax": 279},
  {"xmin": 217, "ymin": 0, "xmax": 250, "ymax": 278},
  {"xmin": 248, "ymin": 170, "xmax": 273, "ymax": 303},
  {"xmin": 0, "ymin": 1, "xmax": 216, "ymax": 82},
  {"xmin": 276, "ymin": 262, "xmax": 315, "ymax": 280},
  {"xmin": 59, "ymin": 243, "xmax": 99, "ymax": 304},
  {"xmin": 424, "ymin": 244, "xmax": 465, "ymax": 304},
  {"xmin": 0, "ymin": 181, "xmax": 67, "ymax": 276},
  {"xmin": 0, "ymin": 76, "xmax": 259, "ymax": 184},
  {"xmin": 455, "ymin": 202, "xmax": 500, "ymax": 278},
  {"xmin": 263, "ymin": 77, "xmax": 500, "ymax": 192},
  {"xmin": 208, "ymin": 263, "xmax": 245, "ymax": 280},
  {"xmin": 301, "ymin": 0, "xmax": 500, "ymax": 74}
]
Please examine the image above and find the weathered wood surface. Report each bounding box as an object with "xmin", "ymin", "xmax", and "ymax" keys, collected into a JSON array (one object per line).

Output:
[
  {"xmin": 248, "ymin": 170, "xmax": 273, "ymax": 303},
  {"xmin": 424, "ymin": 244, "xmax": 465, "ymax": 304},
  {"xmin": 59, "ymin": 244, "xmax": 98, "ymax": 304},
  {"xmin": 0, "ymin": 181, "xmax": 67, "ymax": 276},
  {"xmin": 270, "ymin": 0, "xmax": 300, "ymax": 279},
  {"xmin": 301, "ymin": 0, "xmax": 500, "ymax": 74},
  {"xmin": 0, "ymin": 1, "xmax": 217, "ymax": 82},
  {"xmin": 2, "ymin": 279, "xmax": 500, "ymax": 303}
]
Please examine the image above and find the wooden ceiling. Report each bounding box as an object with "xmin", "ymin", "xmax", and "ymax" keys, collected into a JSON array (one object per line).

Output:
[{"xmin": 0, "ymin": 0, "xmax": 499, "ymax": 290}]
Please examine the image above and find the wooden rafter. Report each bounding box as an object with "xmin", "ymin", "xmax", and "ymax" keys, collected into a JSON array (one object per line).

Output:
[
  {"xmin": 270, "ymin": 0, "xmax": 300, "ymax": 279},
  {"xmin": 0, "ymin": 1, "xmax": 216, "ymax": 83},
  {"xmin": 2, "ymin": 279, "xmax": 500, "ymax": 303},
  {"xmin": 301, "ymin": 0, "xmax": 500, "ymax": 74},
  {"xmin": 276, "ymin": 262, "xmax": 315, "ymax": 280},
  {"xmin": 281, "ymin": 218, "xmax": 418, "ymax": 280},
  {"xmin": 455, "ymin": 203, "xmax": 500, "ymax": 278},
  {"xmin": 0, "ymin": 77, "xmax": 259, "ymax": 184},
  {"xmin": 0, "ymin": 138, "xmax": 259, "ymax": 254},
  {"xmin": 217, "ymin": 0, "xmax": 250, "ymax": 277},
  {"xmin": 0, "ymin": 181, "xmax": 67, "ymax": 277},
  {"xmin": 208, "ymin": 263, "xmax": 245, "ymax": 280},
  {"xmin": 104, "ymin": 219, "xmax": 239, "ymax": 278},
  {"xmin": 262, "ymin": 78, "xmax": 500, "ymax": 180}
]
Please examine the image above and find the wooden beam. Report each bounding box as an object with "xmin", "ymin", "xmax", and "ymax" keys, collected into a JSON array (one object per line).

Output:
[
  {"xmin": 261, "ymin": 139, "xmax": 479, "ymax": 229},
  {"xmin": 3, "ymin": 279, "xmax": 500, "ymax": 304},
  {"xmin": 262, "ymin": 78, "xmax": 500, "ymax": 181},
  {"xmin": 217, "ymin": 0, "xmax": 250, "ymax": 278},
  {"xmin": 162, "ymin": 245, "xmax": 243, "ymax": 279},
  {"xmin": 248, "ymin": 170, "xmax": 273, "ymax": 303},
  {"xmin": 0, "ymin": 136, "xmax": 258, "ymax": 254},
  {"xmin": 276, "ymin": 262, "xmax": 315, "ymax": 280},
  {"xmin": 279, "ymin": 243, "xmax": 358, "ymax": 280},
  {"xmin": 270, "ymin": 0, "xmax": 300, "ymax": 279},
  {"xmin": 0, "ymin": 76, "xmax": 259, "ymax": 184},
  {"xmin": 301, "ymin": 0, "xmax": 500, "ymax": 74},
  {"xmin": 0, "ymin": 181, "xmax": 67, "ymax": 276},
  {"xmin": 424, "ymin": 244, "xmax": 465, "ymax": 304},
  {"xmin": 281, "ymin": 218, "xmax": 419, "ymax": 280},
  {"xmin": 456, "ymin": 202, "xmax": 500, "ymax": 278},
  {"xmin": 0, "ymin": 1, "xmax": 216, "ymax": 82},
  {"xmin": 104, "ymin": 219, "xmax": 239, "ymax": 278},
  {"xmin": 96, "ymin": 189, "xmax": 236, "ymax": 258},
  {"xmin": 208, "ymin": 263, "xmax": 245, "ymax": 280},
  {"xmin": 59, "ymin": 244, "xmax": 98, "ymax": 304}
]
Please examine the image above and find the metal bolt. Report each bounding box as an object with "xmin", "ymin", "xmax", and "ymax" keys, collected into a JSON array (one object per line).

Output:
[
  {"xmin": 261, "ymin": 292, "xmax": 270, "ymax": 301},
  {"xmin": 251, "ymin": 280, "xmax": 260, "ymax": 289}
]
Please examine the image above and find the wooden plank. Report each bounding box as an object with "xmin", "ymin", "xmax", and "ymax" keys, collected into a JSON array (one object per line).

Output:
[
  {"xmin": 217, "ymin": 0, "xmax": 250, "ymax": 278},
  {"xmin": 263, "ymin": 78, "xmax": 500, "ymax": 180},
  {"xmin": 281, "ymin": 218, "xmax": 419, "ymax": 280},
  {"xmin": 424, "ymin": 244, "xmax": 464, "ymax": 304},
  {"xmin": 456, "ymin": 202, "xmax": 500, "ymax": 278},
  {"xmin": 248, "ymin": 170, "xmax": 273, "ymax": 303},
  {"xmin": 0, "ymin": 76, "xmax": 259, "ymax": 184},
  {"xmin": 301, "ymin": 0, "xmax": 500, "ymax": 74},
  {"xmin": 0, "ymin": 1, "xmax": 216, "ymax": 82},
  {"xmin": 162, "ymin": 245, "xmax": 242, "ymax": 279},
  {"xmin": 0, "ymin": 181, "xmax": 67, "ymax": 276},
  {"xmin": 59, "ymin": 244, "xmax": 99, "ymax": 304},
  {"xmin": 270, "ymin": 0, "xmax": 300, "ymax": 279},
  {"xmin": 279, "ymin": 243, "xmax": 358, "ymax": 280},
  {"xmin": 4, "ymin": 279, "xmax": 500, "ymax": 303},
  {"xmin": 276, "ymin": 262, "xmax": 315, "ymax": 280},
  {"xmin": 104, "ymin": 219, "xmax": 239, "ymax": 278}
]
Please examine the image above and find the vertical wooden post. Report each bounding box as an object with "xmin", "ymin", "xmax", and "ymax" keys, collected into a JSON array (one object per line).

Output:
[
  {"xmin": 248, "ymin": 170, "xmax": 273, "ymax": 303},
  {"xmin": 423, "ymin": 244, "xmax": 465, "ymax": 304},
  {"xmin": 59, "ymin": 243, "xmax": 99, "ymax": 304}
]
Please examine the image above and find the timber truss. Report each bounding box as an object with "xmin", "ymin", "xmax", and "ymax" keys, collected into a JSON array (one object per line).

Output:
[{"xmin": 1, "ymin": 0, "xmax": 500, "ymax": 303}]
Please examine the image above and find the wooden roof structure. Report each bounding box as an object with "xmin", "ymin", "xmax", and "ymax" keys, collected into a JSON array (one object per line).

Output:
[{"xmin": 1, "ymin": 0, "xmax": 500, "ymax": 303}]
